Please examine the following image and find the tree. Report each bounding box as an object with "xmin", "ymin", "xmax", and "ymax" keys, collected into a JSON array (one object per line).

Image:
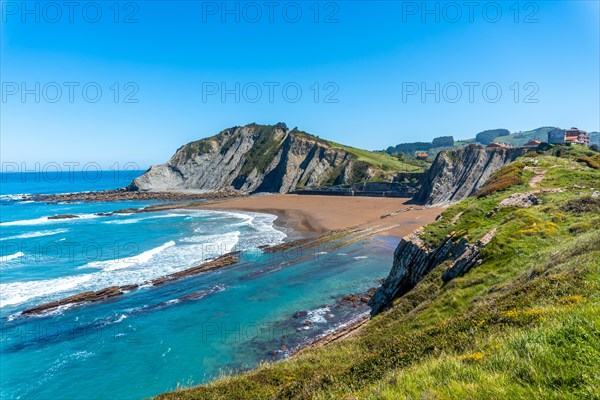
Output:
[
  {"xmin": 432, "ymin": 136, "xmax": 454, "ymax": 147},
  {"xmin": 475, "ymin": 129, "xmax": 510, "ymax": 145}
]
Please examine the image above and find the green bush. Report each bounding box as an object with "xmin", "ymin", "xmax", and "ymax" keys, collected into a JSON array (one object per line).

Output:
[{"xmin": 475, "ymin": 162, "xmax": 526, "ymax": 197}]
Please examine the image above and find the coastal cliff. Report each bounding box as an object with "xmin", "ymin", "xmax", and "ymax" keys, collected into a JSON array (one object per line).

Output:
[
  {"xmin": 413, "ymin": 144, "xmax": 527, "ymax": 206},
  {"xmin": 368, "ymin": 227, "xmax": 495, "ymax": 315},
  {"xmin": 129, "ymin": 123, "xmax": 386, "ymax": 193},
  {"xmin": 156, "ymin": 145, "xmax": 600, "ymax": 399}
]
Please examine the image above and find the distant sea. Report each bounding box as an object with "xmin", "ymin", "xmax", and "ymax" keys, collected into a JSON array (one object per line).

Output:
[{"xmin": 0, "ymin": 171, "xmax": 394, "ymax": 399}]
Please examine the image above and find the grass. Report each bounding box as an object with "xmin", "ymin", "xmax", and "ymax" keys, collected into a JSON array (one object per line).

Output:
[
  {"xmin": 474, "ymin": 161, "xmax": 528, "ymax": 197},
  {"xmin": 494, "ymin": 127, "xmax": 554, "ymax": 146},
  {"xmin": 366, "ymin": 304, "xmax": 600, "ymax": 399},
  {"xmin": 327, "ymin": 141, "xmax": 424, "ymax": 173},
  {"xmin": 238, "ymin": 125, "xmax": 284, "ymax": 176},
  {"xmin": 157, "ymin": 150, "xmax": 600, "ymax": 399}
]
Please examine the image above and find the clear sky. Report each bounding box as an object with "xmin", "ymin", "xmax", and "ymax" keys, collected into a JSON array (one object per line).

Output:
[{"xmin": 1, "ymin": 0, "xmax": 599, "ymax": 168}]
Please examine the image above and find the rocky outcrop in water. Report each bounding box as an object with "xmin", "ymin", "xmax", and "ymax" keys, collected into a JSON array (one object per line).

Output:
[
  {"xmin": 21, "ymin": 253, "xmax": 240, "ymax": 316},
  {"xmin": 369, "ymin": 228, "xmax": 496, "ymax": 315},
  {"xmin": 413, "ymin": 144, "xmax": 527, "ymax": 206},
  {"xmin": 47, "ymin": 214, "xmax": 80, "ymax": 220},
  {"xmin": 21, "ymin": 286, "xmax": 126, "ymax": 315},
  {"xmin": 128, "ymin": 123, "xmax": 379, "ymax": 193},
  {"xmin": 34, "ymin": 189, "xmax": 241, "ymax": 203}
]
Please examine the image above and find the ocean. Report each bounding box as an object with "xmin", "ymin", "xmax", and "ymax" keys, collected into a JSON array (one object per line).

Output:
[{"xmin": 0, "ymin": 171, "xmax": 396, "ymax": 399}]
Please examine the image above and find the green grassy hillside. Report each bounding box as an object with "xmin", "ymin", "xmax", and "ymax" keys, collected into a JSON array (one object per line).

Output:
[
  {"xmin": 494, "ymin": 126, "xmax": 554, "ymax": 146},
  {"xmin": 327, "ymin": 141, "xmax": 424, "ymax": 172},
  {"xmin": 157, "ymin": 145, "xmax": 600, "ymax": 399}
]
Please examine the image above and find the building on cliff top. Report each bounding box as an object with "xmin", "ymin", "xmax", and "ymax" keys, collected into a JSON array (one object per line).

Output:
[
  {"xmin": 548, "ymin": 127, "xmax": 590, "ymax": 146},
  {"xmin": 416, "ymin": 153, "xmax": 429, "ymax": 160},
  {"xmin": 487, "ymin": 142, "xmax": 514, "ymax": 149},
  {"xmin": 523, "ymin": 140, "xmax": 542, "ymax": 148},
  {"xmin": 565, "ymin": 127, "xmax": 590, "ymax": 146}
]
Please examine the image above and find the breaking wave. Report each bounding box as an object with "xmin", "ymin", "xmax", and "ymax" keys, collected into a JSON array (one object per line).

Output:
[{"xmin": 0, "ymin": 229, "xmax": 69, "ymax": 241}]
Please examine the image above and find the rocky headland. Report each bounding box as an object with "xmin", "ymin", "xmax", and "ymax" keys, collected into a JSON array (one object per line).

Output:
[
  {"xmin": 413, "ymin": 144, "xmax": 527, "ymax": 206},
  {"xmin": 128, "ymin": 123, "xmax": 401, "ymax": 194}
]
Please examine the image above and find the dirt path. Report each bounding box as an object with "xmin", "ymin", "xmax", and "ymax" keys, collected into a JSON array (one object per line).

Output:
[{"xmin": 526, "ymin": 166, "xmax": 547, "ymax": 188}]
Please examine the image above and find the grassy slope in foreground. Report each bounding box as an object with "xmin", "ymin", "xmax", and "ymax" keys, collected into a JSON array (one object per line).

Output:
[{"xmin": 158, "ymin": 146, "xmax": 600, "ymax": 399}]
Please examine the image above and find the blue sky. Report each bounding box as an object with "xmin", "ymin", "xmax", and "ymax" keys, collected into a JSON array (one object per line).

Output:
[{"xmin": 1, "ymin": 0, "xmax": 599, "ymax": 168}]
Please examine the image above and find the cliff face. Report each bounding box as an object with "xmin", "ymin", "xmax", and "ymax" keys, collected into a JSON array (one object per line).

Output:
[
  {"xmin": 368, "ymin": 228, "xmax": 495, "ymax": 315},
  {"xmin": 129, "ymin": 123, "xmax": 375, "ymax": 193},
  {"xmin": 413, "ymin": 145, "xmax": 527, "ymax": 206}
]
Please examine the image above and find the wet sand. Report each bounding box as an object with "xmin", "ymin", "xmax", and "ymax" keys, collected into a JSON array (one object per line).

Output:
[{"xmin": 191, "ymin": 194, "xmax": 443, "ymax": 238}]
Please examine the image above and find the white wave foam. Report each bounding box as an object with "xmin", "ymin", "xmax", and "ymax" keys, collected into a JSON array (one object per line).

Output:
[
  {"xmin": 114, "ymin": 314, "xmax": 128, "ymax": 323},
  {"xmin": 306, "ymin": 307, "xmax": 331, "ymax": 324},
  {"xmin": 102, "ymin": 213, "xmax": 184, "ymax": 225},
  {"xmin": 0, "ymin": 274, "xmax": 92, "ymax": 307},
  {"xmin": 0, "ymin": 216, "xmax": 50, "ymax": 226},
  {"xmin": 101, "ymin": 219, "xmax": 141, "ymax": 225},
  {"xmin": 180, "ymin": 230, "xmax": 240, "ymax": 246},
  {"xmin": 0, "ymin": 228, "xmax": 68, "ymax": 241},
  {"xmin": 182, "ymin": 210, "xmax": 285, "ymax": 250},
  {"xmin": 1, "ymin": 252, "xmax": 24, "ymax": 262},
  {"xmin": 0, "ymin": 213, "xmax": 98, "ymax": 226},
  {"xmin": 85, "ymin": 241, "xmax": 176, "ymax": 271},
  {"xmin": 0, "ymin": 236, "xmax": 240, "ymax": 308},
  {"xmin": 0, "ymin": 210, "xmax": 284, "ymax": 309},
  {"xmin": 200, "ymin": 211, "xmax": 286, "ymax": 250},
  {"xmin": 0, "ymin": 194, "xmax": 30, "ymax": 201},
  {"xmin": 353, "ymin": 256, "xmax": 368, "ymax": 260}
]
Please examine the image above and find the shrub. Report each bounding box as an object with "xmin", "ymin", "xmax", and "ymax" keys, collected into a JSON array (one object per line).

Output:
[
  {"xmin": 475, "ymin": 162, "xmax": 526, "ymax": 197},
  {"xmin": 576, "ymin": 155, "xmax": 600, "ymax": 170},
  {"xmin": 562, "ymin": 197, "xmax": 600, "ymax": 213},
  {"xmin": 568, "ymin": 221, "xmax": 594, "ymax": 235}
]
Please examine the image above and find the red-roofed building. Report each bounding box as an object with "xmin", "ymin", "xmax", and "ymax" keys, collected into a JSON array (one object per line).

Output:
[
  {"xmin": 548, "ymin": 127, "xmax": 590, "ymax": 146},
  {"xmin": 416, "ymin": 153, "xmax": 428, "ymax": 160},
  {"xmin": 523, "ymin": 140, "xmax": 542, "ymax": 148},
  {"xmin": 564, "ymin": 127, "xmax": 590, "ymax": 146}
]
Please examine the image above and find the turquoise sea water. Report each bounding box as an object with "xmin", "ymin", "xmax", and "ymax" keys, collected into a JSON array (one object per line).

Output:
[{"xmin": 0, "ymin": 172, "xmax": 398, "ymax": 399}]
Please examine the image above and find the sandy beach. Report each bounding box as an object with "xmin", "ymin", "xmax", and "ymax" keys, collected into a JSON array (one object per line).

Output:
[{"xmin": 192, "ymin": 194, "xmax": 443, "ymax": 238}]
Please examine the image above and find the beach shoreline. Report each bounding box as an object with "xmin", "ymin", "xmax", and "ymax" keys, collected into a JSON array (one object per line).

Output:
[
  {"xmin": 186, "ymin": 194, "xmax": 443, "ymax": 238},
  {"xmin": 35, "ymin": 191, "xmax": 443, "ymax": 239}
]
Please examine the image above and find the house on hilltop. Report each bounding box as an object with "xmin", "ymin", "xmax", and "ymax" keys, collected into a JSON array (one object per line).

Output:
[
  {"xmin": 416, "ymin": 153, "xmax": 428, "ymax": 160},
  {"xmin": 547, "ymin": 127, "xmax": 590, "ymax": 146},
  {"xmin": 565, "ymin": 127, "xmax": 590, "ymax": 146},
  {"xmin": 523, "ymin": 140, "xmax": 542, "ymax": 148},
  {"xmin": 548, "ymin": 128, "xmax": 566, "ymax": 144}
]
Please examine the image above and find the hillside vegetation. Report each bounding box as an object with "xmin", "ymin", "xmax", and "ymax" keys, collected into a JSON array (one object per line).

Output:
[
  {"xmin": 327, "ymin": 141, "xmax": 424, "ymax": 173},
  {"xmin": 131, "ymin": 123, "xmax": 428, "ymax": 193},
  {"xmin": 158, "ymin": 145, "xmax": 600, "ymax": 399},
  {"xmin": 494, "ymin": 126, "xmax": 554, "ymax": 146}
]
